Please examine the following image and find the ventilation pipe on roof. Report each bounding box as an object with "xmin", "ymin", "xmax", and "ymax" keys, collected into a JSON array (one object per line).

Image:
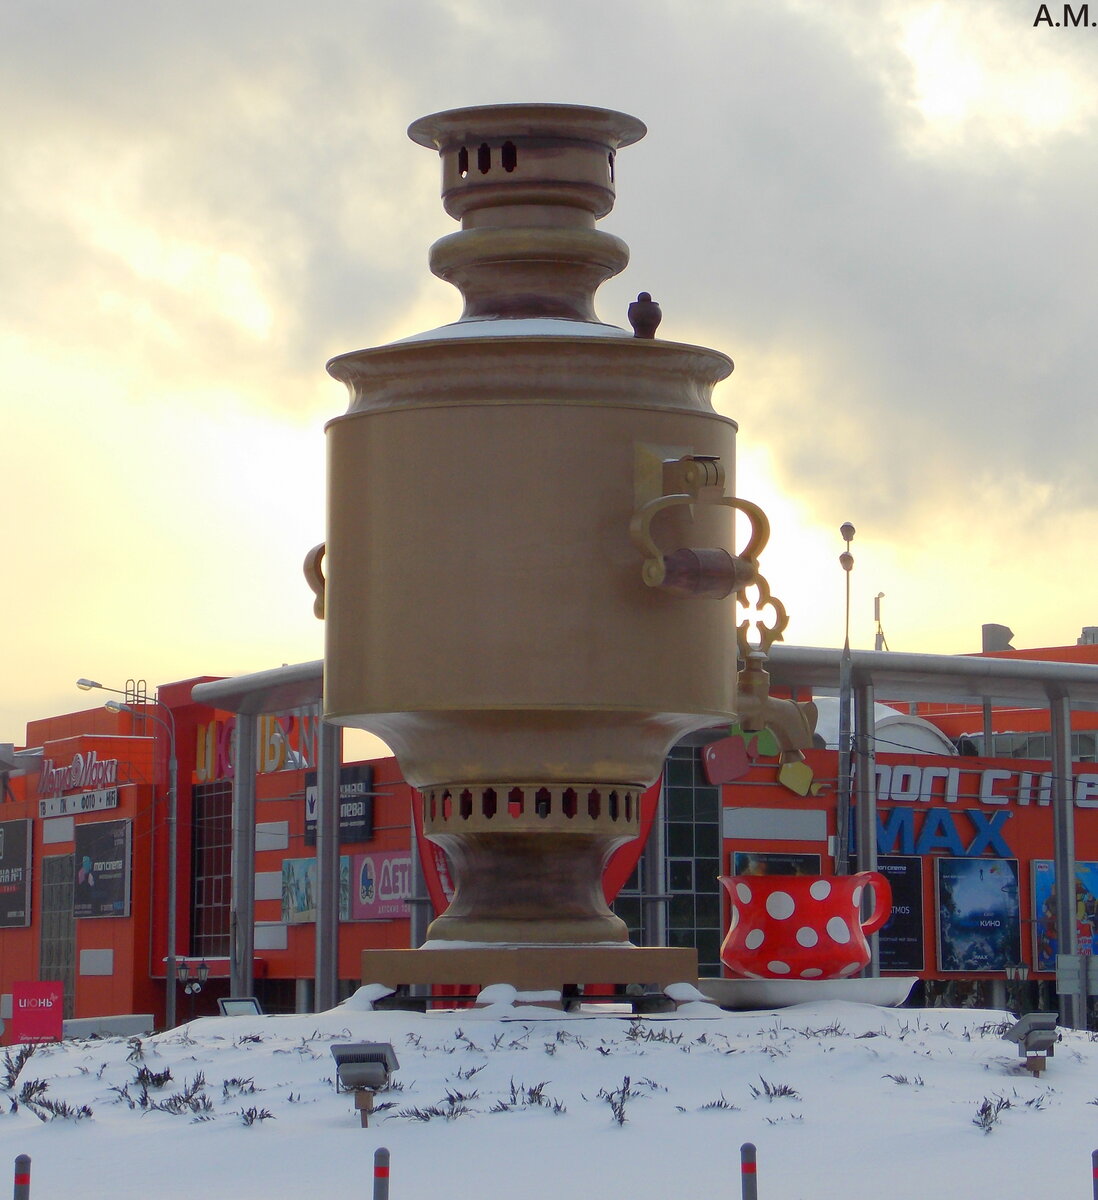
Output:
[{"xmin": 982, "ymin": 623, "xmax": 1014, "ymax": 652}]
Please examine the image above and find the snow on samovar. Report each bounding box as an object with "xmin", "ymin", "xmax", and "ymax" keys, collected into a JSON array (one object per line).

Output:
[{"xmin": 306, "ymin": 103, "xmax": 789, "ymax": 949}]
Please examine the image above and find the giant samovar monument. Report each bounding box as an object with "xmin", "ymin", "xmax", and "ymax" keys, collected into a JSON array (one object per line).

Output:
[{"xmin": 307, "ymin": 103, "xmax": 793, "ymax": 994}]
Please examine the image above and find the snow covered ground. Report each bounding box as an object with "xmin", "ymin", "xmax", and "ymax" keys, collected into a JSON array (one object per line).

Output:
[{"xmin": 0, "ymin": 989, "xmax": 1093, "ymax": 1200}]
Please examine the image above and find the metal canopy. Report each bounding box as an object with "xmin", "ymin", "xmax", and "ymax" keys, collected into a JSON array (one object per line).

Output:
[
  {"xmin": 188, "ymin": 661, "xmax": 333, "ymax": 1011},
  {"xmin": 190, "ymin": 660, "xmax": 322, "ymax": 715},
  {"xmin": 768, "ymin": 642, "xmax": 1096, "ymax": 1029},
  {"xmin": 767, "ymin": 644, "xmax": 1098, "ymax": 708}
]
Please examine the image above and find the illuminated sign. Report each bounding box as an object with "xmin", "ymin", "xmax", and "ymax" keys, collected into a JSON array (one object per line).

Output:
[
  {"xmin": 873, "ymin": 763, "xmax": 1098, "ymax": 809},
  {"xmin": 877, "ymin": 807, "xmax": 1014, "ymax": 857},
  {"xmin": 38, "ymin": 751, "xmax": 118, "ymax": 798}
]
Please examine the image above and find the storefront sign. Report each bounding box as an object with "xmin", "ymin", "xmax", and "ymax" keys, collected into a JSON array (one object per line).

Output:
[
  {"xmin": 304, "ymin": 764, "xmax": 374, "ymax": 846},
  {"xmin": 11, "ymin": 981, "xmax": 63, "ymax": 1044},
  {"xmin": 877, "ymin": 806, "xmax": 1014, "ymax": 857},
  {"xmin": 877, "ymin": 855, "xmax": 925, "ymax": 972},
  {"xmin": 935, "ymin": 857, "xmax": 1021, "ymax": 972},
  {"xmin": 38, "ymin": 751, "xmax": 118, "ymax": 798},
  {"xmin": 194, "ymin": 708, "xmax": 320, "ymax": 783},
  {"xmin": 0, "ymin": 820, "xmax": 32, "ymax": 928},
  {"xmin": 351, "ymin": 853, "xmax": 412, "ymax": 921},
  {"xmin": 73, "ymin": 819, "xmax": 131, "ymax": 918},
  {"xmin": 38, "ymin": 787, "xmax": 119, "ymax": 819},
  {"xmin": 874, "ymin": 763, "xmax": 1098, "ymax": 809}
]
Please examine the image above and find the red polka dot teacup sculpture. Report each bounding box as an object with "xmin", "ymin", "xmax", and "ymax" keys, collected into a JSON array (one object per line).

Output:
[{"xmin": 718, "ymin": 872, "xmax": 892, "ymax": 980}]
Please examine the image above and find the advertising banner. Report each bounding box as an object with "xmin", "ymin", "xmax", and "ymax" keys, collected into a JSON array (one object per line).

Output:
[
  {"xmin": 935, "ymin": 857, "xmax": 1021, "ymax": 972},
  {"xmin": 11, "ymin": 981, "xmax": 63, "ymax": 1044},
  {"xmin": 877, "ymin": 855, "xmax": 925, "ymax": 972},
  {"xmin": 304, "ymin": 764, "xmax": 374, "ymax": 846},
  {"xmin": 281, "ymin": 857, "xmax": 352, "ymax": 923},
  {"xmin": 1031, "ymin": 859, "xmax": 1098, "ymax": 971},
  {"xmin": 0, "ymin": 820, "xmax": 32, "ymax": 928},
  {"xmin": 732, "ymin": 851, "xmax": 822, "ymax": 876},
  {"xmin": 351, "ymin": 852, "xmax": 412, "ymax": 921},
  {"xmin": 73, "ymin": 819, "xmax": 131, "ymax": 918}
]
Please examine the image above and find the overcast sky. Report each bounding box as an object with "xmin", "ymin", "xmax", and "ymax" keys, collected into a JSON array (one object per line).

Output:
[{"xmin": 4, "ymin": 0, "xmax": 1096, "ymax": 744}]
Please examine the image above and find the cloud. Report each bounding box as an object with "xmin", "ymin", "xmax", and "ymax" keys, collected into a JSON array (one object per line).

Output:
[{"xmin": 4, "ymin": 0, "xmax": 1097, "ymax": 737}]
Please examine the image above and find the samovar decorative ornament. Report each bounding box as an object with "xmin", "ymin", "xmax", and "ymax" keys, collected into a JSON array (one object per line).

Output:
[{"xmin": 306, "ymin": 103, "xmax": 792, "ymax": 946}]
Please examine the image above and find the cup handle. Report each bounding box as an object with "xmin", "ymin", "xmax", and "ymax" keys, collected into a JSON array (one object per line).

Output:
[
  {"xmin": 303, "ymin": 542, "xmax": 326, "ymax": 619},
  {"xmin": 855, "ymin": 872, "xmax": 893, "ymax": 936}
]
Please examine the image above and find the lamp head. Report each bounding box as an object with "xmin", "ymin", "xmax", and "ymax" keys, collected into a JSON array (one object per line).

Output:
[
  {"xmin": 840, "ymin": 522, "xmax": 855, "ymax": 544},
  {"xmin": 104, "ymin": 700, "xmax": 130, "ymax": 715},
  {"xmin": 196, "ymin": 961, "xmax": 210, "ymax": 984},
  {"xmin": 76, "ymin": 678, "xmax": 101, "ymax": 692}
]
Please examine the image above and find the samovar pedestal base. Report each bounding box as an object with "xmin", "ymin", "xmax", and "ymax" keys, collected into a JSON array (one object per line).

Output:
[{"xmin": 360, "ymin": 945, "xmax": 698, "ymax": 1002}]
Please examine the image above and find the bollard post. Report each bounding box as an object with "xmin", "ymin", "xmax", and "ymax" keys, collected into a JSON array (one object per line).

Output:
[
  {"xmin": 1092, "ymin": 1148, "xmax": 1098, "ymax": 1200},
  {"xmin": 373, "ymin": 1147, "xmax": 390, "ymax": 1200},
  {"xmin": 13, "ymin": 1154, "xmax": 30, "ymax": 1200},
  {"xmin": 740, "ymin": 1142, "xmax": 757, "ymax": 1200}
]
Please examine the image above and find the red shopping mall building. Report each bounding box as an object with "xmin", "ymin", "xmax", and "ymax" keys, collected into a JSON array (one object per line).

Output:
[{"xmin": 4, "ymin": 630, "xmax": 1098, "ymax": 1034}]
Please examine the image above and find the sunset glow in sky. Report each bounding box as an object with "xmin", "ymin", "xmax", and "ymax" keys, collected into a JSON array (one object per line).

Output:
[{"xmin": 4, "ymin": 0, "xmax": 1096, "ymax": 745}]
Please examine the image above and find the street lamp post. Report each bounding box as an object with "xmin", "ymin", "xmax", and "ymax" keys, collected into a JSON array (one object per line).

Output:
[
  {"xmin": 176, "ymin": 958, "xmax": 209, "ymax": 1023},
  {"xmin": 79, "ymin": 679, "xmax": 179, "ymax": 1029},
  {"xmin": 835, "ymin": 523, "xmax": 855, "ymax": 875},
  {"xmin": 1005, "ymin": 962, "xmax": 1031, "ymax": 1015}
]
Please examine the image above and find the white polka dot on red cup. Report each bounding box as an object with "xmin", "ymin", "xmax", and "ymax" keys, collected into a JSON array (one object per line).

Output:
[
  {"xmin": 767, "ymin": 961, "xmax": 791, "ymax": 975},
  {"xmin": 745, "ymin": 928, "xmax": 764, "ymax": 950},
  {"xmin": 766, "ymin": 891, "xmax": 795, "ymax": 920},
  {"xmin": 800, "ymin": 968, "xmax": 823, "ymax": 978},
  {"xmin": 736, "ymin": 883, "xmax": 752, "ymax": 904},
  {"xmin": 852, "ymin": 885, "xmax": 863, "ymax": 907},
  {"xmin": 826, "ymin": 916, "xmax": 851, "ymax": 944},
  {"xmin": 839, "ymin": 962, "xmax": 862, "ymax": 977},
  {"xmin": 809, "ymin": 879, "xmax": 832, "ymax": 900},
  {"xmin": 796, "ymin": 927, "xmax": 819, "ymax": 947}
]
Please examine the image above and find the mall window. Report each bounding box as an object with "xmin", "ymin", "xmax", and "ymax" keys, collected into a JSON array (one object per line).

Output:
[
  {"xmin": 40, "ymin": 854, "xmax": 75, "ymax": 1019},
  {"xmin": 191, "ymin": 781, "xmax": 233, "ymax": 958},
  {"xmin": 612, "ymin": 740, "xmax": 723, "ymax": 976}
]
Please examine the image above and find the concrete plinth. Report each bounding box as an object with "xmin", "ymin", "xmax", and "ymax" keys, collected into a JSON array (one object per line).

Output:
[{"xmin": 361, "ymin": 946, "xmax": 698, "ymax": 994}]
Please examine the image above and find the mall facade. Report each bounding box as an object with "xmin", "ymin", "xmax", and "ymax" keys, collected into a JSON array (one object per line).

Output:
[{"xmin": 3, "ymin": 634, "xmax": 1098, "ymax": 1034}]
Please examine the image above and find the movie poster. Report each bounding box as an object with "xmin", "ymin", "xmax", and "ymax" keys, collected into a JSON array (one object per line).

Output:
[
  {"xmin": 935, "ymin": 857, "xmax": 1020, "ymax": 972},
  {"xmin": 1031, "ymin": 860, "xmax": 1098, "ymax": 971},
  {"xmin": 877, "ymin": 855, "xmax": 924, "ymax": 973},
  {"xmin": 0, "ymin": 820, "xmax": 32, "ymax": 928},
  {"xmin": 73, "ymin": 819, "xmax": 131, "ymax": 918}
]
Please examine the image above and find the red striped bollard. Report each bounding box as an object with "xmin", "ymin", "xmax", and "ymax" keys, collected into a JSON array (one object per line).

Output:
[
  {"xmin": 373, "ymin": 1147, "xmax": 390, "ymax": 1200},
  {"xmin": 13, "ymin": 1154, "xmax": 30, "ymax": 1200},
  {"xmin": 1091, "ymin": 1148, "xmax": 1097, "ymax": 1200},
  {"xmin": 740, "ymin": 1142, "xmax": 757, "ymax": 1200}
]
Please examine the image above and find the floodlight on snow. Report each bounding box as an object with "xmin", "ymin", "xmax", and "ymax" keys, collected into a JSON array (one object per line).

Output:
[
  {"xmin": 1002, "ymin": 1012, "xmax": 1059, "ymax": 1074},
  {"xmin": 331, "ymin": 1043, "xmax": 399, "ymax": 1127}
]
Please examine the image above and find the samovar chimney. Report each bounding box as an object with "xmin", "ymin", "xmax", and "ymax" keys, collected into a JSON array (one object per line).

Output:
[{"xmin": 310, "ymin": 103, "xmax": 786, "ymax": 946}]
